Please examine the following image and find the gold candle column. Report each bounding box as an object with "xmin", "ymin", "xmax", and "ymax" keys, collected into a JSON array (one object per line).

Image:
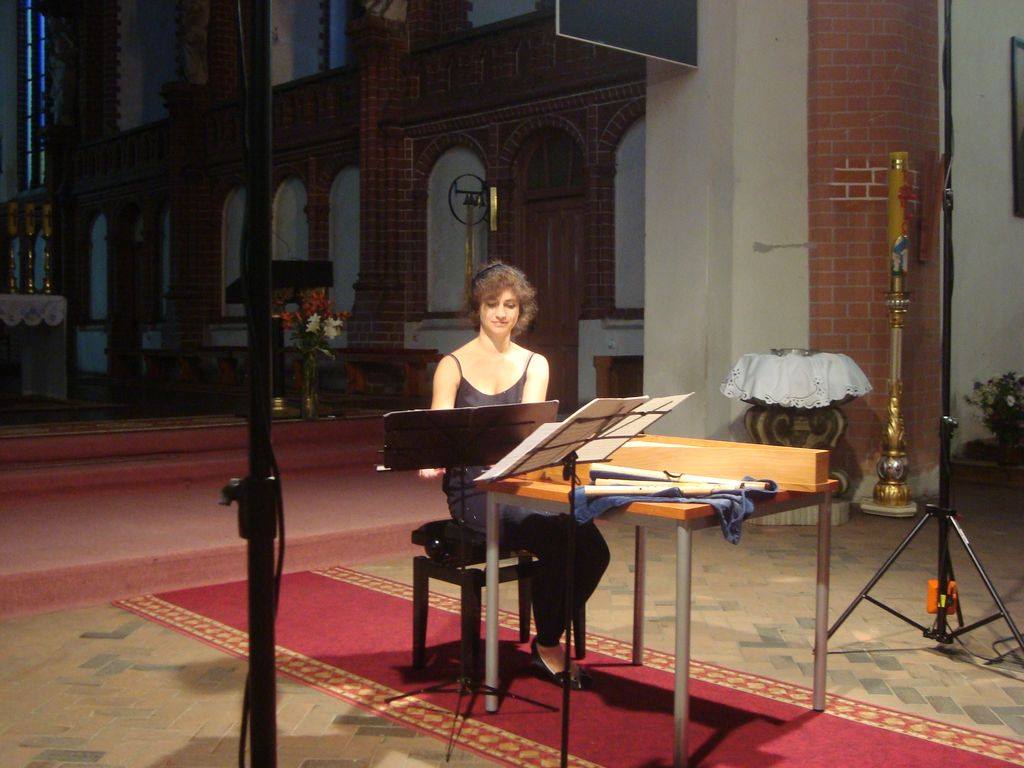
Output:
[
  {"xmin": 42, "ymin": 203, "xmax": 54, "ymax": 294},
  {"xmin": 463, "ymin": 197, "xmax": 476, "ymax": 304},
  {"xmin": 24, "ymin": 202, "xmax": 36, "ymax": 294},
  {"xmin": 864, "ymin": 151, "xmax": 914, "ymax": 516},
  {"xmin": 5, "ymin": 203, "xmax": 17, "ymax": 293}
]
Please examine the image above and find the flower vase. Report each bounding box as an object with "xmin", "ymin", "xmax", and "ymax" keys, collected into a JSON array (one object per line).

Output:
[{"xmin": 300, "ymin": 354, "xmax": 319, "ymax": 420}]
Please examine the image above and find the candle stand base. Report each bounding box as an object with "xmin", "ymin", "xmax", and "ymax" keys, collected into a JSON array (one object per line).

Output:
[{"xmin": 857, "ymin": 499, "xmax": 917, "ymax": 518}]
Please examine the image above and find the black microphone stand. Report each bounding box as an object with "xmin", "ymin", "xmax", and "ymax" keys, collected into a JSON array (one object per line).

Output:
[
  {"xmin": 559, "ymin": 451, "xmax": 580, "ymax": 768},
  {"xmin": 219, "ymin": 2, "xmax": 281, "ymax": 766}
]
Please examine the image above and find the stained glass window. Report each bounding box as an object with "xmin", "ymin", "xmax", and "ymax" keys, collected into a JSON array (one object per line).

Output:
[{"xmin": 20, "ymin": 0, "xmax": 47, "ymax": 190}]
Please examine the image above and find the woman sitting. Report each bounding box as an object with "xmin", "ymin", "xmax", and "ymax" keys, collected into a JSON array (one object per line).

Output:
[{"xmin": 421, "ymin": 261, "xmax": 609, "ymax": 689}]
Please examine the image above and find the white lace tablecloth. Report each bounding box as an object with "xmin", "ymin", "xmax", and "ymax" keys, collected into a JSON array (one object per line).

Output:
[
  {"xmin": 0, "ymin": 294, "xmax": 68, "ymax": 399},
  {"xmin": 0, "ymin": 293, "xmax": 67, "ymax": 327},
  {"xmin": 721, "ymin": 350, "xmax": 871, "ymax": 408}
]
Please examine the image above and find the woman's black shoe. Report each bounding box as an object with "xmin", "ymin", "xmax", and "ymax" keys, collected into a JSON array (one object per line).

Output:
[{"xmin": 530, "ymin": 639, "xmax": 591, "ymax": 690}]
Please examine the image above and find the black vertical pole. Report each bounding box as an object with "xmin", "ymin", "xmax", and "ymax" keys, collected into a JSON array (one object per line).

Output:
[
  {"xmin": 934, "ymin": 515, "xmax": 951, "ymax": 639},
  {"xmin": 939, "ymin": 0, "xmax": 954, "ymax": 510},
  {"xmin": 245, "ymin": 0, "xmax": 278, "ymax": 764},
  {"xmin": 560, "ymin": 453, "xmax": 578, "ymax": 768}
]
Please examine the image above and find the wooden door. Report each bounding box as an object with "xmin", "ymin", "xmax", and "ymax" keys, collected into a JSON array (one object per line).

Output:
[
  {"xmin": 515, "ymin": 130, "xmax": 587, "ymax": 411},
  {"xmin": 518, "ymin": 199, "xmax": 584, "ymax": 409}
]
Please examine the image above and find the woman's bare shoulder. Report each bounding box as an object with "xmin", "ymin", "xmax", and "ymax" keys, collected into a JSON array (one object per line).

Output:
[
  {"xmin": 450, "ymin": 338, "xmax": 479, "ymax": 361},
  {"xmin": 517, "ymin": 345, "xmax": 548, "ymax": 368}
]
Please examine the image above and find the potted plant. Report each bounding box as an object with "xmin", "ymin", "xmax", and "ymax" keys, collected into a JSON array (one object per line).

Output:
[
  {"xmin": 964, "ymin": 371, "xmax": 1024, "ymax": 465},
  {"xmin": 279, "ymin": 288, "xmax": 347, "ymax": 420}
]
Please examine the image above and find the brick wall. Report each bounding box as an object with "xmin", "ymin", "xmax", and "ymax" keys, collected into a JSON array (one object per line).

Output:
[
  {"xmin": 808, "ymin": 0, "xmax": 941, "ymax": 489},
  {"xmin": 57, "ymin": 6, "xmax": 639, "ymax": 373}
]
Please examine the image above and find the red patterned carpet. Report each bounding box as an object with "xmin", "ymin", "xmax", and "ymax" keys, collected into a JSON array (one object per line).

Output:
[{"xmin": 116, "ymin": 567, "xmax": 1024, "ymax": 767}]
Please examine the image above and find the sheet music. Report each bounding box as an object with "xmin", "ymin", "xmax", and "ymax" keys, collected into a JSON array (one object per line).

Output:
[
  {"xmin": 575, "ymin": 394, "xmax": 691, "ymax": 462},
  {"xmin": 476, "ymin": 393, "xmax": 692, "ymax": 482}
]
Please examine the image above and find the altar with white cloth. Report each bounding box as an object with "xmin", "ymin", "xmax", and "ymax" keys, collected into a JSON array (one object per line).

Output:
[
  {"xmin": 0, "ymin": 294, "xmax": 68, "ymax": 399},
  {"xmin": 721, "ymin": 349, "xmax": 872, "ymax": 524}
]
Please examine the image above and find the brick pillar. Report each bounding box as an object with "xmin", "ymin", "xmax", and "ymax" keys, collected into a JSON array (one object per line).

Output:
[
  {"xmin": 347, "ymin": 15, "xmax": 408, "ymax": 346},
  {"xmin": 585, "ymin": 158, "xmax": 616, "ymax": 319},
  {"xmin": 807, "ymin": 0, "xmax": 941, "ymax": 488},
  {"xmin": 162, "ymin": 81, "xmax": 215, "ymax": 348},
  {"xmin": 205, "ymin": 0, "xmax": 241, "ymax": 101},
  {"xmin": 306, "ymin": 157, "xmax": 330, "ymax": 263}
]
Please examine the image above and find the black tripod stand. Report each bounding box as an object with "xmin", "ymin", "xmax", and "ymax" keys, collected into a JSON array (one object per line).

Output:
[
  {"xmin": 828, "ymin": 493, "xmax": 1024, "ymax": 658},
  {"xmin": 378, "ymin": 401, "xmax": 560, "ymax": 758},
  {"xmin": 829, "ymin": 1, "xmax": 1024, "ymax": 664}
]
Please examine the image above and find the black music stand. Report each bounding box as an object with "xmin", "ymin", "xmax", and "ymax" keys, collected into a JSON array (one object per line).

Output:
[
  {"xmin": 477, "ymin": 394, "xmax": 690, "ymax": 768},
  {"xmin": 378, "ymin": 399, "xmax": 559, "ymax": 758}
]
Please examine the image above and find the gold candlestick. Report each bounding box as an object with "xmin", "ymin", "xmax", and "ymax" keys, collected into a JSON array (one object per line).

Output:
[
  {"xmin": 24, "ymin": 202, "xmax": 36, "ymax": 294},
  {"xmin": 42, "ymin": 203, "xmax": 53, "ymax": 294},
  {"xmin": 5, "ymin": 203, "xmax": 17, "ymax": 293},
  {"xmin": 862, "ymin": 152, "xmax": 915, "ymax": 517},
  {"xmin": 42, "ymin": 242, "xmax": 54, "ymax": 294}
]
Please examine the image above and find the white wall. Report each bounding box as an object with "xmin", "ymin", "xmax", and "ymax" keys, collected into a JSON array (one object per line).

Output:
[
  {"xmin": 0, "ymin": 0, "xmax": 17, "ymax": 199},
  {"xmin": 88, "ymin": 214, "xmax": 109, "ymax": 320},
  {"xmin": 578, "ymin": 318, "xmax": 644, "ymax": 402},
  {"xmin": 75, "ymin": 328, "xmax": 108, "ymax": 374},
  {"xmin": 427, "ymin": 147, "xmax": 488, "ymax": 312},
  {"xmin": 728, "ymin": 0, "xmax": 810, "ymax": 424},
  {"xmin": 119, "ymin": 0, "xmax": 177, "ymax": 129},
  {"xmin": 644, "ymin": 0, "xmax": 810, "ymax": 439},
  {"xmin": 272, "ymin": 176, "xmax": 309, "ymax": 261},
  {"xmin": 469, "ymin": 0, "xmax": 537, "ymax": 28},
  {"xmin": 615, "ymin": 118, "xmax": 646, "ymax": 309},
  {"xmin": 329, "ymin": 166, "xmax": 359, "ymax": 315},
  {"xmin": 405, "ymin": 318, "xmax": 475, "ymax": 355},
  {"xmin": 272, "ymin": 0, "xmax": 321, "ymax": 85},
  {"xmin": 950, "ymin": 1, "xmax": 1024, "ymax": 447},
  {"xmin": 222, "ymin": 187, "xmax": 246, "ymax": 318}
]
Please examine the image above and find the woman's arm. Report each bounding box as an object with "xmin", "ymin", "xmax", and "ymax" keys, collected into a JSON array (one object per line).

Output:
[
  {"xmin": 430, "ymin": 355, "xmax": 460, "ymax": 410},
  {"xmin": 418, "ymin": 356, "xmax": 461, "ymax": 479},
  {"xmin": 521, "ymin": 353, "xmax": 550, "ymax": 403}
]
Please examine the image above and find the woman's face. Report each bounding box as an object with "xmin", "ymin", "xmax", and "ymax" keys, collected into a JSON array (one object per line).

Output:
[{"xmin": 479, "ymin": 288, "xmax": 520, "ymax": 337}]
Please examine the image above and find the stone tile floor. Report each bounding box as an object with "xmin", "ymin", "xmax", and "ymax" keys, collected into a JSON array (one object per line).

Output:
[{"xmin": 2, "ymin": 483, "xmax": 1022, "ymax": 767}]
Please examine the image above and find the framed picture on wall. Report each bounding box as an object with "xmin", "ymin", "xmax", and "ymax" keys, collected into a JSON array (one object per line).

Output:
[{"xmin": 1012, "ymin": 37, "xmax": 1024, "ymax": 217}]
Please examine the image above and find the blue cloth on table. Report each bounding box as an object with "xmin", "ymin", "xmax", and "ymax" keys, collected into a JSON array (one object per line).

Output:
[{"xmin": 570, "ymin": 479, "xmax": 778, "ymax": 544}]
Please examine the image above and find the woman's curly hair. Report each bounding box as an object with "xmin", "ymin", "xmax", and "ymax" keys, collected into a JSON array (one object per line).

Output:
[{"xmin": 467, "ymin": 261, "xmax": 538, "ymax": 338}]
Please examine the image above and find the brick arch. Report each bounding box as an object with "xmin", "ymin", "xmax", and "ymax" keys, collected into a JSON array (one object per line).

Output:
[
  {"xmin": 497, "ymin": 115, "xmax": 586, "ymax": 170},
  {"xmin": 318, "ymin": 156, "xmax": 360, "ymax": 191},
  {"xmin": 272, "ymin": 166, "xmax": 308, "ymax": 195},
  {"xmin": 111, "ymin": 199, "xmax": 144, "ymax": 238},
  {"xmin": 413, "ymin": 132, "xmax": 488, "ymax": 182},
  {"xmin": 211, "ymin": 175, "xmax": 248, "ymax": 211},
  {"xmin": 83, "ymin": 207, "xmax": 110, "ymax": 236},
  {"xmin": 78, "ymin": 207, "xmax": 111, "ymax": 320},
  {"xmin": 598, "ymin": 98, "xmax": 646, "ymax": 155}
]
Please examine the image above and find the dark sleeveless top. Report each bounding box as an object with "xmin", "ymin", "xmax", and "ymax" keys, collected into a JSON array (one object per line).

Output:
[
  {"xmin": 443, "ymin": 353, "xmax": 535, "ymax": 533},
  {"xmin": 452, "ymin": 353, "xmax": 533, "ymax": 408}
]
